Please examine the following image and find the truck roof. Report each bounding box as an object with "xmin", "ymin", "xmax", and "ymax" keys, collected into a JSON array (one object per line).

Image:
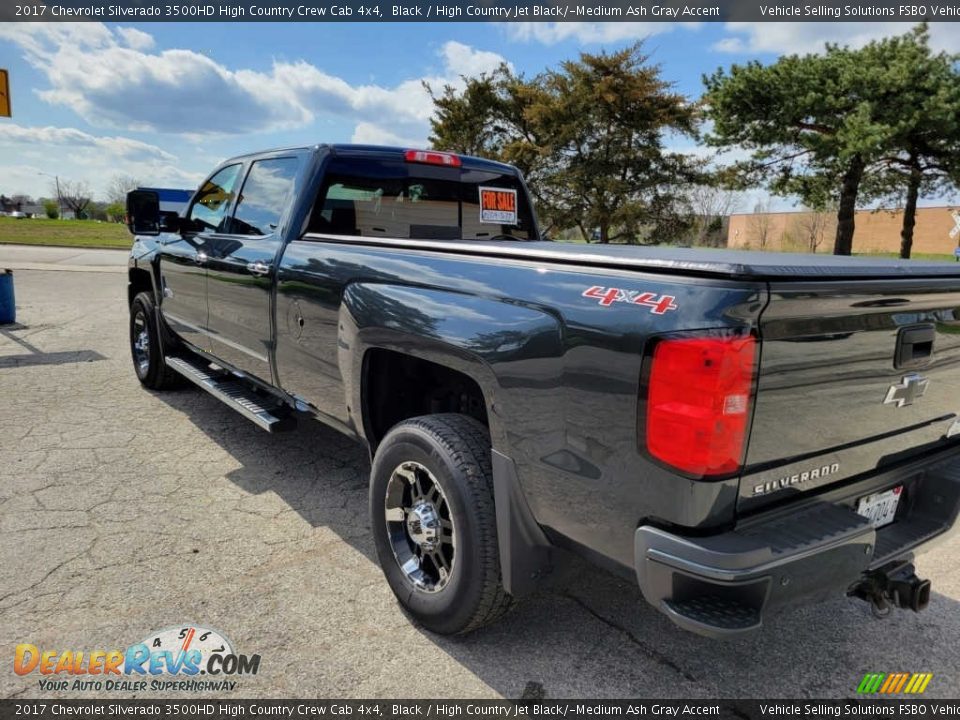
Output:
[
  {"xmin": 219, "ymin": 143, "xmax": 520, "ymax": 175},
  {"xmin": 326, "ymin": 144, "xmax": 520, "ymax": 174}
]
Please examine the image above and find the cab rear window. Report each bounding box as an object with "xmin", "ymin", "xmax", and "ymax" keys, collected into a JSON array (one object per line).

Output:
[{"xmin": 307, "ymin": 157, "xmax": 537, "ymax": 241}]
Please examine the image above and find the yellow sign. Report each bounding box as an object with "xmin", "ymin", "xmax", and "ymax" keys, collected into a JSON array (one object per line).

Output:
[{"xmin": 0, "ymin": 69, "xmax": 10, "ymax": 117}]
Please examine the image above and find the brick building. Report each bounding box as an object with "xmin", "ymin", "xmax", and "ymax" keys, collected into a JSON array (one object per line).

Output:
[{"xmin": 727, "ymin": 206, "xmax": 960, "ymax": 256}]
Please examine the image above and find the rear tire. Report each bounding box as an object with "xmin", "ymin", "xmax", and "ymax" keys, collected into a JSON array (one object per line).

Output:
[
  {"xmin": 130, "ymin": 291, "xmax": 181, "ymax": 390},
  {"xmin": 370, "ymin": 414, "xmax": 513, "ymax": 634}
]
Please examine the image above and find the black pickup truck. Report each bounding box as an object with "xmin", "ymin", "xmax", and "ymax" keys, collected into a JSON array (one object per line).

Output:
[{"xmin": 126, "ymin": 144, "xmax": 960, "ymax": 638}]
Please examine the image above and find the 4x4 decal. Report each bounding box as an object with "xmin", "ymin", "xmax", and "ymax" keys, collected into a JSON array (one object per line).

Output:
[{"xmin": 582, "ymin": 286, "xmax": 678, "ymax": 315}]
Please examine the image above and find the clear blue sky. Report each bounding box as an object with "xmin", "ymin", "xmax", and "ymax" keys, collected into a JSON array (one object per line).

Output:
[{"xmin": 1, "ymin": 21, "xmax": 957, "ymax": 205}]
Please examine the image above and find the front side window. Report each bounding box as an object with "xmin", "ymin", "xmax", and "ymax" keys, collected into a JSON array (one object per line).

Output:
[
  {"xmin": 230, "ymin": 157, "xmax": 300, "ymax": 236},
  {"xmin": 187, "ymin": 164, "xmax": 242, "ymax": 232}
]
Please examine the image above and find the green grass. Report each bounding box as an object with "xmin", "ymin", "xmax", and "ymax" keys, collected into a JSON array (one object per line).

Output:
[
  {"xmin": 0, "ymin": 217, "xmax": 132, "ymax": 249},
  {"xmin": 853, "ymin": 251, "xmax": 956, "ymax": 263}
]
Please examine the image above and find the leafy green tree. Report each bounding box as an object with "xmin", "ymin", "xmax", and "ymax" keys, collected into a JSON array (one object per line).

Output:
[
  {"xmin": 87, "ymin": 203, "xmax": 110, "ymax": 222},
  {"xmin": 863, "ymin": 25, "xmax": 960, "ymax": 258},
  {"xmin": 425, "ymin": 66, "xmax": 516, "ymax": 159},
  {"xmin": 428, "ymin": 43, "xmax": 698, "ymax": 243},
  {"xmin": 703, "ymin": 25, "xmax": 957, "ymax": 256},
  {"xmin": 105, "ymin": 201, "xmax": 126, "ymax": 223},
  {"xmin": 42, "ymin": 199, "xmax": 59, "ymax": 219}
]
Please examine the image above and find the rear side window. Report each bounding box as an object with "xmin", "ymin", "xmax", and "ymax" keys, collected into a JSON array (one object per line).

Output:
[
  {"xmin": 307, "ymin": 158, "xmax": 537, "ymax": 241},
  {"xmin": 231, "ymin": 157, "xmax": 300, "ymax": 236}
]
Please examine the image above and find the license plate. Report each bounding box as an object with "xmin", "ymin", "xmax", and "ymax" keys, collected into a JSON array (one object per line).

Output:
[{"xmin": 856, "ymin": 486, "xmax": 902, "ymax": 528}]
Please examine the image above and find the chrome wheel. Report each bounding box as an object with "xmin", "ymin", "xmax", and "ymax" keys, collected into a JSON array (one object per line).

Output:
[
  {"xmin": 132, "ymin": 309, "xmax": 151, "ymax": 376},
  {"xmin": 384, "ymin": 461, "xmax": 456, "ymax": 593}
]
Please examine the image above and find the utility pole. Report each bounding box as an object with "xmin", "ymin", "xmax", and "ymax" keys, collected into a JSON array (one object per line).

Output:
[{"xmin": 38, "ymin": 171, "xmax": 64, "ymax": 219}]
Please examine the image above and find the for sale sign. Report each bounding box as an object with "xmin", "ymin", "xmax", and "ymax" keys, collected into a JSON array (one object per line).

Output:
[{"xmin": 479, "ymin": 187, "xmax": 518, "ymax": 225}]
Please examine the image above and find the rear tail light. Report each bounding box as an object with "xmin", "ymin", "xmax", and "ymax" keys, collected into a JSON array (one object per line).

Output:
[
  {"xmin": 404, "ymin": 149, "xmax": 462, "ymax": 167},
  {"xmin": 644, "ymin": 334, "xmax": 756, "ymax": 478}
]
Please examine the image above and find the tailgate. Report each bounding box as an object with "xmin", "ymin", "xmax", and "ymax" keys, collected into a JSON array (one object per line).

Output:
[{"xmin": 740, "ymin": 277, "xmax": 960, "ymax": 511}]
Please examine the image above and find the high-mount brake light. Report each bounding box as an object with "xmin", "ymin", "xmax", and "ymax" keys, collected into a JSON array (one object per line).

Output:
[
  {"xmin": 404, "ymin": 149, "xmax": 462, "ymax": 167},
  {"xmin": 645, "ymin": 334, "xmax": 756, "ymax": 478}
]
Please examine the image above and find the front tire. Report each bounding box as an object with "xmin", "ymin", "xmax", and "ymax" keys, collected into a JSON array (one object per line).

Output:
[
  {"xmin": 129, "ymin": 291, "xmax": 181, "ymax": 390},
  {"xmin": 370, "ymin": 414, "xmax": 513, "ymax": 634}
]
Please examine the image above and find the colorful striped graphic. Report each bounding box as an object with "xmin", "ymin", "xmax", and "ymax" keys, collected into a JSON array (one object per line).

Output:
[{"xmin": 857, "ymin": 673, "xmax": 933, "ymax": 694}]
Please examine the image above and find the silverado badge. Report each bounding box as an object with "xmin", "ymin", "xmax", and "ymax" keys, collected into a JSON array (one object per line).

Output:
[
  {"xmin": 884, "ymin": 373, "xmax": 929, "ymax": 408},
  {"xmin": 752, "ymin": 462, "xmax": 841, "ymax": 497}
]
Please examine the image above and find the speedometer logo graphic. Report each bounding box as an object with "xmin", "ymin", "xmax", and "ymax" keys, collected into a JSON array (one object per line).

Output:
[{"xmin": 140, "ymin": 625, "xmax": 233, "ymax": 673}]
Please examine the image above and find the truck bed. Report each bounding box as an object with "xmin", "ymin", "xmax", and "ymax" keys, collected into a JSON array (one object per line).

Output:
[
  {"xmin": 303, "ymin": 234, "xmax": 960, "ymax": 281},
  {"xmin": 306, "ymin": 231, "xmax": 960, "ymax": 516}
]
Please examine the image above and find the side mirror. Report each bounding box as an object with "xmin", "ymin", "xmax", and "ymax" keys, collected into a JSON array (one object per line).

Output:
[
  {"xmin": 126, "ymin": 190, "xmax": 161, "ymax": 236},
  {"xmin": 159, "ymin": 211, "xmax": 183, "ymax": 233}
]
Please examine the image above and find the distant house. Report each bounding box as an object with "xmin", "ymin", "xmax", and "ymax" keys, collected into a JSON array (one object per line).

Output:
[
  {"xmin": 0, "ymin": 196, "xmax": 47, "ymax": 218},
  {"xmin": 0, "ymin": 195, "xmax": 26, "ymax": 215}
]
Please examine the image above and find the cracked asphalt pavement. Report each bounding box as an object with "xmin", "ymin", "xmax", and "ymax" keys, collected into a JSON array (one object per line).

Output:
[{"xmin": 1, "ymin": 262, "xmax": 959, "ymax": 700}]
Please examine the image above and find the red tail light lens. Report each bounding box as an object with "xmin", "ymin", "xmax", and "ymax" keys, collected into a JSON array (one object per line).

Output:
[
  {"xmin": 404, "ymin": 149, "xmax": 462, "ymax": 167},
  {"xmin": 645, "ymin": 335, "xmax": 756, "ymax": 478}
]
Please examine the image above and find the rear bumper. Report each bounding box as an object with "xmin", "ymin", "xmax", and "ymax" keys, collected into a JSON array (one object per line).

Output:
[{"xmin": 634, "ymin": 455, "xmax": 960, "ymax": 638}]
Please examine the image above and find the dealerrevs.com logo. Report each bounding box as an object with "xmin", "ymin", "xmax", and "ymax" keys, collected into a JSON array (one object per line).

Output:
[{"xmin": 14, "ymin": 625, "xmax": 261, "ymax": 693}]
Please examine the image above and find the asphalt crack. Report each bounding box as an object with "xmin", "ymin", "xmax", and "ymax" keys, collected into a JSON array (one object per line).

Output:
[{"xmin": 562, "ymin": 591, "xmax": 697, "ymax": 683}]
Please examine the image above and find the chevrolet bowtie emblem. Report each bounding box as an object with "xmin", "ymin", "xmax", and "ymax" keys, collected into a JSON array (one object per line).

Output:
[{"xmin": 884, "ymin": 373, "xmax": 930, "ymax": 408}]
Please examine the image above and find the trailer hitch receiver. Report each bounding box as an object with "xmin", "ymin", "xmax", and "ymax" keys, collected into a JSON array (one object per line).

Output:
[{"xmin": 849, "ymin": 562, "xmax": 931, "ymax": 617}]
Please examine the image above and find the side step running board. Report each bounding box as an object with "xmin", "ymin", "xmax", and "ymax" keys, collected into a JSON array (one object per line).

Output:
[
  {"xmin": 165, "ymin": 356, "xmax": 295, "ymax": 433},
  {"xmin": 663, "ymin": 596, "xmax": 762, "ymax": 635}
]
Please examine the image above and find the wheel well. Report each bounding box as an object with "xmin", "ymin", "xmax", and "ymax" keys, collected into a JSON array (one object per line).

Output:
[
  {"xmin": 363, "ymin": 348, "xmax": 488, "ymax": 447},
  {"xmin": 128, "ymin": 268, "xmax": 153, "ymax": 307}
]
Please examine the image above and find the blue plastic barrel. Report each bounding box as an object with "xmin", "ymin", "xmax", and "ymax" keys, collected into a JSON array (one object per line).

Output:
[{"xmin": 0, "ymin": 269, "xmax": 15, "ymax": 325}]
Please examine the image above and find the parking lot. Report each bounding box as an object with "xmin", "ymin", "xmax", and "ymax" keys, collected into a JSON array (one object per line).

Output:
[{"xmin": 2, "ymin": 258, "xmax": 960, "ymax": 700}]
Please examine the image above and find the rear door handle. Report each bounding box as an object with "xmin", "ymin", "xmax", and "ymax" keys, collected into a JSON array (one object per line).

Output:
[
  {"xmin": 195, "ymin": 251, "xmax": 208, "ymax": 265},
  {"xmin": 246, "ymin": 261, "xmax": 272, "ymax": 277}
]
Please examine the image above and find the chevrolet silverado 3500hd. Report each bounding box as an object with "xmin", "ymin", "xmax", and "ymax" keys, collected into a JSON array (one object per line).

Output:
[{"xmin": 125, "ymin": 145, "xmax": 960, "ymax": 637}]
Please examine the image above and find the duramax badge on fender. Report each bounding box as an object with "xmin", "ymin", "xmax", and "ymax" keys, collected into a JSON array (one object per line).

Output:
[{"xmin": 125, "ymin": 144, "xmax": 960, "ymax": 638}]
